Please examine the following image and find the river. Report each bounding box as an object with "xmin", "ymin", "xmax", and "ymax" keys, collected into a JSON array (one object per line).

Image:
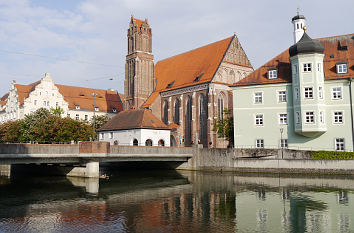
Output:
[{"xmin": 0, "ymin": 170, "xmax": 354, "ymax": 232}]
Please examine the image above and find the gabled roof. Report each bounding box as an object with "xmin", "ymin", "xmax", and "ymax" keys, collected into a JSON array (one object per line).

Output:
[
  {"xmin": 131, "ymin": 17, "xmax": 151, "ymax": 36},
  {"xmin": 55, "ymin": 84, "xmax": 123, "ymax": 112},
  {"xmin": 234, "ymin": 33, "xmax": 354, "ymax": 87},
  {"xmin": 98, "ymin": 109, "xmax": 169, "ymax": 131},
  {"xmin": 0, "ymin": 81, "xmax": 123, "ymax": 113},
  {"xmin": 142, "ymin": 36, "xmax": 234, "ymax": 107}
]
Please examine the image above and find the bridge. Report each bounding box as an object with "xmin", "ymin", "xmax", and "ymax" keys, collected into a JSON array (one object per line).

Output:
[{"xmin": 0, "ymin": 142, "xmax": 193, "ymax": 178}]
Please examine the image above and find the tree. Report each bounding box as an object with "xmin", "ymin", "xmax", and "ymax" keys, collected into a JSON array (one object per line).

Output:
[
  {"xmin": 213, "ymin": 109, "xmax": 234, "ymax": 148},
  {"xmin": 0, "ymin": 120, "xmax": 23, "ymax": 143},
  {"xmin": 50, "ymin": 106, "xmax": 64, "ymax": 116},
  {"xmin": 90, "ymin": 114, "xmax": 110, "ymax": 131}
]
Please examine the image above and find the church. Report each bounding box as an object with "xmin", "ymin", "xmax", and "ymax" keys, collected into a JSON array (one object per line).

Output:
[{"xmin": 124, "ymin": 16, "xmax": 253, "ymax": 148}]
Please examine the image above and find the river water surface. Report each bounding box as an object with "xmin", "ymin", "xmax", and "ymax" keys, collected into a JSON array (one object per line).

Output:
[{"xmin": 1, "ymin": 170, "xmax": 354, "ymax": 233}]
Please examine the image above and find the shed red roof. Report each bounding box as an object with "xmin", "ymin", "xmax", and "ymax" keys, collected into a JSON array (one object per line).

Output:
[
  {"xmin": 99, "ymin": 109, "xmax": 169, "ymax": 131},
  {"xmin": 234, "ymin": 33, "xmax": 354, "ymax": 87}
]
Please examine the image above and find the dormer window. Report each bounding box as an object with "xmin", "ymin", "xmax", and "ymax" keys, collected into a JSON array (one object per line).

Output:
[
  {"xmin": 76, "ymin": 105, "xmax": 80, "ymax": 110},
  {"xmin": 95, "ymin": 107, "xmax": 99, "ymax": 111},
  {"xmin": 167, "ymin": 81, "xmax": 175, "ymax": 89},
  {"xmin": 337, "ymin": 63, "xmax": 348, "ymax": 74},
  {"xmin": 194, "ymin": 73, "xmax": 204, "ymax": 82},
  {"xmin": 112, "ymin": 108, "xmax": 117, "ymax": 113},
  {"xmin": 268, "ymin": 69, "xmax": 277, "ymax": 79}
]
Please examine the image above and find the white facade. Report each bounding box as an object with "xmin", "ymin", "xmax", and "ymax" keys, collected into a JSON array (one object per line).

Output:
[
  {"xmin": 0, "ymin": 73, "xmax": 115, "ymax": 123},
  {"xmin": 292, "ymin": 15, "xmax": 306, "ymax": 43},
  {"xmin": 99, "ymin": 128, "xmax": 171, "ymax": 146}
]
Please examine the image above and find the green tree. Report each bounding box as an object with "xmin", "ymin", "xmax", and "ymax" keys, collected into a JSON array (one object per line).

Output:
[
  {"xmin": 21, "ymin": 108, "xmax": 51, "ymax": 142},
  {"xmin": 50, "ymin": 106, "xmax": 64, "ymax": 116},
  {"xmin": 0, "ymin": 120, "xmax": 23, "ymax": 143},
  {"xmin": 90, "ymin": 114, "xmax": 110, "ymax": 131},
  {"xmin": 213, "ymin": 109, "xmax": 234, "ymax": 148}
]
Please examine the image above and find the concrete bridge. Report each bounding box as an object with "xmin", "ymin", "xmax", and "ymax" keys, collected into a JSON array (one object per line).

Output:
[{"xmin": 0, "ymin": 142, "xmax": 193, "ymax": 178}]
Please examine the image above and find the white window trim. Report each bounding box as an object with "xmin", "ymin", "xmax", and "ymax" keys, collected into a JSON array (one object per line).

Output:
[
  {"xmin": 254, "ymin": 113, "xmax": 264, "ymax": 126},
  {"xmin": 319, "ymin": 111, "xmax": 325, "ymax": 124},
  {"xmin": 268, "ymin": 69, "xmax": 277, "ymax": 80},
  {"xmin": 303, "ymin": 63, "xmax": 312, "ymax": 72},
  {"xmin": 333, "ymin": 111, "xmax": 344, "ymax": 124},
  {"xmin": 278, "ymin": 90, "xmax": 287, "ymax": 103},
  {"xmin": 304, "ymin": 87, "xmax": 314, "ymax": 99},
  {"xmin": 318, "ymin": 87, "xmax": 323, "ymax": 99},
  {"xmin": 336, "ymin": 63, "xmax": 348, "ymax": 74},
  {"xmin": 256, "ymin": 139, "xmax": 264, "ymax": 148},
  {"xmin": 331, "ymin": 87, "xmax": 343, "ymax": 100},
  {"xmin": 280, "ymin": 139, "xmax": 288, "ymax": 148},
  {"xmin": 279, "ymin": 113, "xmax": 288, "ymax": 125},
  {"xmin": 254, "ymin": 92, "xmax": 263, "ymax": 104},
  {"xmin": 335, "ymin": 138, "xmax": 345, "ymax": 151},
  {"xmin": 304, "ymin": 111, "xmax": 315, "ymax": 124}
]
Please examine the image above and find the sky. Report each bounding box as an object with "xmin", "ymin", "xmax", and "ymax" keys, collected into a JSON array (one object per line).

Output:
[{"xmin": 0, "ymin": 0, "xmax": 353, "ymax": 96}]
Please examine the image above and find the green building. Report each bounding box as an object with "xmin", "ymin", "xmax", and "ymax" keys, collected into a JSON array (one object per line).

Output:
[{"xmin": 231, "ymin": 14, "xmax": 353, "ymax": 151}]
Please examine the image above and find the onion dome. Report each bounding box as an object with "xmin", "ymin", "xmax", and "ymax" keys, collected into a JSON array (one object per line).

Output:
[
  {"xmin": 289, "ymin": 32, "xmax": 324, "ymax": 57},
  {"xmin": 291, "ymin": 14, "xmax": 306, "ymax": 22}
]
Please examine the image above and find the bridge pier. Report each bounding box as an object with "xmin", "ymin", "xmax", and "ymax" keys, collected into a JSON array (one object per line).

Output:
[{"xmin": 66, "ymin": 161, "xmax": 99, "ymax": 178}]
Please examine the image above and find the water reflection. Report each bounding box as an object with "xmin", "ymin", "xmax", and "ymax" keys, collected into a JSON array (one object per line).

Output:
[{"xmin": 0, "ymin": 171, "xmax": 354, "ymax": 232}]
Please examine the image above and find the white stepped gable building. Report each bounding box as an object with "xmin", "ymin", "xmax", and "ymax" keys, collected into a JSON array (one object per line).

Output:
[{"xmin": 0, "ymin": 73, "xmax": 123, "ymax": 123}]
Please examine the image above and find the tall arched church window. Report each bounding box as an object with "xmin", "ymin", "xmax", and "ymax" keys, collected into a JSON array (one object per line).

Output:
[
  {"xmin": 218, "ymin": 94, "xmax": 224, "ymax": 121},
  {"xmin": 163, "ymin": 100, "xmax": 169, "ymax": 125},
  {"xmin": 185, "ymin": 96, "xmax": 193, "ymax": 146},
  {"xmin": 174, "ymin": 98, "xmax": 180, "ymax": 124},
  {"xmin": 199, "ymin": 94, "xmax": 208, "ymax": 147}
]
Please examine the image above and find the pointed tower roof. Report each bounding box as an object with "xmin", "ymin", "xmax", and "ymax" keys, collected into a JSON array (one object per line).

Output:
[{"xmin": 289, "ymin": 32, "xmax": 324, "ymax": 57}]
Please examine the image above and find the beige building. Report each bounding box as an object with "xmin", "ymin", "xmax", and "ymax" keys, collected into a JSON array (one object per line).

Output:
[
  {"xmin": 0, "ymin": 73, "xmax": 123, "ymax": 123},
  {"xmin": 124, "ymin": 16, "xmax": 253, "ymax": 148}
]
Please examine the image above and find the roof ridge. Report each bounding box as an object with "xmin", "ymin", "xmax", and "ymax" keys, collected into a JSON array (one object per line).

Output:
[
  {"xmin": 156, "ymin": 36, "xmax": 234, "ymax": 64},
  {"xmin": 315, "ymin": 33, "xmax": 354, "ymax": 40}
]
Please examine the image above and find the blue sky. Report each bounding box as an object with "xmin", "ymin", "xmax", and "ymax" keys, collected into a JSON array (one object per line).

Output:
[{"xmin": 0, "ymin": 0, "xmax": 353, "ymax": 95}]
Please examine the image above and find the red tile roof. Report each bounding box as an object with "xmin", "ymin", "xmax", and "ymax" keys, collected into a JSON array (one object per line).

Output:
[
  {"xmin": 0, "ymin": 82, "xmax": 123, "ymax": 113},
  {"xmin": 142, "ymin": 36, "xmax": 234, "ymax": 107},
  {"xmin": 234, "ymin": 33, "xmax": 354, "ymax": 87},
  {"xmin": 98, "ymin": 109, "xmax": 169, "ymax": 131},
  {"xmin": 132, "ymin": 17, "xmax": 151, "ymax": 36}
]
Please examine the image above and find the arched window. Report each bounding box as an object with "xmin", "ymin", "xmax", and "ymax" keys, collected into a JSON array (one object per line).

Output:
[
  {"xmin": 218, "ymin": 94, "xmax": 224, "ymax": 120},
  {"xmin": 145, "ymin": 139, "xmax": 153, "ymax": 146},
  {"xmin": 133, "ymin": 139, "xmax": 138, "ymax": 146},
  {"xmin": 114, "ymin": 140, "xmax": 118, "ymax": 145},
  {"xmin": 229, "ymin": 70, "xmax": 236, "ymax": 84},
  {"xmin": 158, "ymin": 139, "xmax": 165, "ymax": 146},
  {"xmin": 185, "ymin": 96, "xmax": 193, "ymax": 146},
  {"xmin": 174, "ymin": 98, "xmax": 180, "ymax": 124},
  {"xmin": 199, "ymin": 94, "xmax": 208, "ymax": 147},
  {"xmin": 163, "ymin": 100, "xmax": 169, "ymax": 125}
]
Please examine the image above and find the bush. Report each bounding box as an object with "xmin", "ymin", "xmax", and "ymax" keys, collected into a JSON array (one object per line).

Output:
[{"xmin": 312, "ymin": 150, "xmax": 354, "ymax": 159}]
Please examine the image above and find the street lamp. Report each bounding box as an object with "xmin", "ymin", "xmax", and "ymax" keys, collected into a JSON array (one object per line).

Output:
[{"xmin": 280, "ymin": 128, "xmax": 284, "ymax": 159}]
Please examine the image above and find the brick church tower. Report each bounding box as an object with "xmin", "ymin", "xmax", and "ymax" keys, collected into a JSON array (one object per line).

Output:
[{"xmin": 124, "ymin": 16, "xmax": 154, "ymax": 109}]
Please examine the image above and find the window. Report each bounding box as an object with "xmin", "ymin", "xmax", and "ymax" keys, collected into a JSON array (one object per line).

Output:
[
  {"xmin": 158, "ymin": 139, "xmax": 165, "ymax": 147},
  {"xmin": 112, "ymin": 108, "xmax": 117, "ymax": 113},
  {"xmin": 67, "ymin": 114, "xmax": 70, "ymax": 117},
  {"xmin": 75, "ymin": 114, "xmax": 79, "ymax": 120},
  {"xmin": 334, "ymin": 111, "xmax": 343, "ymax": 124},
  {"xmin": 337, "ymin": 63, "xmax": 348, "ymax": 74},
  {"xmin": 279, "ymin": 114, "xmax": 288, "ymax": 125},
  {"xmin": 305, "ymin": 112, "xmax": 315, "ymax": 123},
  {"xmin": 174, "ymin": 98, "xmax": 181, "ymax": 124},
  {"xmin": 256, "ymin": 139, "xmax": 264, "ymax": 148},
  {"xmin": 56, "ymin": 102, "xmax": 59, "ymax": 107},
  {"xmin": 304, "ymin": 87, "xmax": 313, "ymax": 99},
  {"xmin": 99, "ymin": 133, "xmax": 104, "ymax": 140},
  {"xmin": 317, "ymin": 63, "xmax": 322, "ymax": 72},
  {"xmin": 320, "ymin": 111, "xmax": 324, "ymax": 123},
  {"xmin": 295, "ymin": 88, "xmax": 299, "ymax": 100},
  {"xmin": 303, "ymin": 63, "xmax": 312, "ymax": 72},
  {"xmin": 85, "ymin": 115, "xmax": 88, "ymax": 121},
  {"xmin": 254, "ymin": 92, "xmax": 263, "ymax": 104},
  {"xmin": 318, "ymin": 87, "xmax": 323, "ymax": 99},
  {"xmin": 278, "ymin": 91, "xmax": 287, "ymax": 102},
  {"xmin": 34, "ymin": 100, "xmax": 37, "ymax": 105},
  {"xmin": 255, "ymin": 114, "xmax": 264, "ymax": 126},
  {"xmin": 218, "ymin": 95, "xmax": 224, "ymax": 120},
  {"xmin": 145, "ymin": 139, "xmax": 153, "ymax": 146},
  {"xmin": 76, "ymin": 105, "xmax": 80, "ymax": 110},
  {"xmin": 47, "ymin": 101, "xmax": 50, "ymax": 106},
  {"xmin": 95, "ymin": 107, "xmax": 99, "ymax": 111},
  {"xmin": 43, "ymin": 101, "xmax": 46, "ymax": 106},
  {"xmin": 109, "ymin": 132, "xmax": 113, "ymax": 139},
  {"xmin": 335, "ymin": 138, "xmax": 345, "ymax": 151},
  {"xmin": 163, "ymin": 100, "xmax": 169, "ymax": 124},
  {"xmin": 133, "ymin": 139, "xmax": 138, "ymax": 146},
  {"xmin": 332, "ymin": 87, "xmax": 342, "ymax": 99},
  {"xmin": 293, "ymin": 64, "xmax": 298, "ymax": 74},
  {"xmin": 280, "ymin": 139, "xmax": 288, "ymax": 148},
  {"xmin": 268, "ymin": 69, "xmax": 277, "ymax": 79},
  {"xmin": 296, "ymin": 112, "xmax": 300, "ymax": 124}
]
